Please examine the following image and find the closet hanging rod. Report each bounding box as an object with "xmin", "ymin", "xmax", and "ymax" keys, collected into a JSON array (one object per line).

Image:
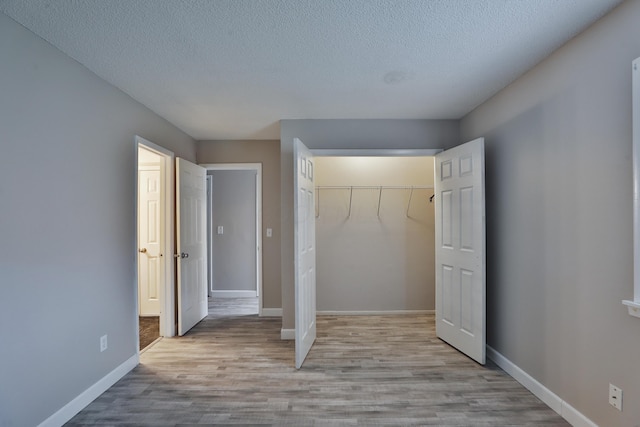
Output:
[
  {"xmin": 315, "ymin": 185, "xmax": 434, "ymax": 190},
  {"xmin": 314, "ymin": 185, "xmax": 435, "ymax": 219}
]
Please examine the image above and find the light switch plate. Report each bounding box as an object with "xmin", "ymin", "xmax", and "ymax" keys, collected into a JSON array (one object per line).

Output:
[
  {"xmin": 266, "ymin": 228, "xmax": 272, "ymax": 237},
  {"xmin": 217, "ymin": 226, "xmax": 223, "ymax": 235}
]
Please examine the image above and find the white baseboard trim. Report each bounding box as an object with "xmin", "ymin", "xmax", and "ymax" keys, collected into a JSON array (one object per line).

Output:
[
  {"xmin": 211, "ymin": 290, "xmax": 257, "ymax": 298},
  {"xmin": 561, "ymin": 400, "xmax": 599, "ymax": 427},
  {"xmin": 280, "ymin": 328, "xmax": 295, "ymax": 340},
  {"xmin": 486, "ymin": 346, "xmax": 597, "ymax": 427},
  {"xmin": 317, "ymin": 310, "xmax": 434, "ymax": 316},
  {"xmin": 260, "ymin": 308, "xmax": 282, "ymax": 317},
  {"xmin": 38, "ymin": 354, "xmax": 138, "ymax": 427}
]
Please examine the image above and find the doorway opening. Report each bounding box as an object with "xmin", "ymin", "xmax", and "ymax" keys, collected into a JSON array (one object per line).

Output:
[
  {"xmin": 201, "ymin": 163, "xmax": 263, "ymax": 318},
  {"xmin": 136, "ymin": 136, "xmax": 176, "ymax": 353},
  {"xmin": 292, "ymin": 141, "xmax": 487, "ymax": 368},
  {"xmin": 313, "ymin": 155, "xmax": 436, "ymax": 315}
]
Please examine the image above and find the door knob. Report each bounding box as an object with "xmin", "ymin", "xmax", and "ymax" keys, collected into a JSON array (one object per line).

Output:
[{"xmin": 138, "ymin": 248, "xmax": 147, "ymax": 253}]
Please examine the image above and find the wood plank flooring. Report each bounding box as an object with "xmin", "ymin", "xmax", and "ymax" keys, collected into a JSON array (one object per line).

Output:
[{"xmin": 67, "ymin": 298, "xmax": 568, "ymax": 426}]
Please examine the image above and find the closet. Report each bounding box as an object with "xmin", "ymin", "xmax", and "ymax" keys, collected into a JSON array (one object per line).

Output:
[{"xmin": 314, "ymin": 156, "xmax": 435, "ymax": 313}]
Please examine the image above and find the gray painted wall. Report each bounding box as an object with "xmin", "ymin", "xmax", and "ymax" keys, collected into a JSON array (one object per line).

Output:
[
  {"xmin": 460, "ymin": 1, "xmax": 640, "ymax": 425},
  {"xmin": 209, "ymin": 170, "xmax": 257, "ymax": 293},
  {"xmin": 280, "ymin": 119, "xmax": 459, "ymax": 328},
  {"xmin": 0, "ymin": 13, "xmax": 196, "ymax": 427},
  {"xmin": 315, "ymin": 157, "xmax": 435, "ymax": 311}
]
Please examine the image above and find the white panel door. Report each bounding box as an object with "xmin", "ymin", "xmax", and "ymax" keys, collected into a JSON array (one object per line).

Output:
[
  {"xmin": 176, "ymin": 157, "xmax": 208, "ymax": 336},
  {"xmin": 294, "ymin": 138, "xmax": 316, "ymax": 369},
  {"xmin": 434, "ymin": 138, "xmax": 486, "ymax": 364},
  {"xmin": 138, "ymin": 165, "xmax": 162, "ymax": 315}
]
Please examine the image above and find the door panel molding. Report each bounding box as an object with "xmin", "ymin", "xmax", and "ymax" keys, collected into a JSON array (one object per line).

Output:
[
  {"xmin": 435, "ymin": 137, "xmax": 486, "ymax": 364},
  {"xmin": 294, "ymin": 138, "xmax": 317, "ymax": 369}
]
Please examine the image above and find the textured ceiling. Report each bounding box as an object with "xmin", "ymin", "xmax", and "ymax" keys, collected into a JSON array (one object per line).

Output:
[{"xmin": 0, "ymin": 0, "xmax": 623, "ymax": 140}]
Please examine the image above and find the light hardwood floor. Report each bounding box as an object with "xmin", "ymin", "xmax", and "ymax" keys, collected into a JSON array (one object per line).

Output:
[{"xmin": 67, "ymin": 298, "xmax": 568, "ymax": 426}]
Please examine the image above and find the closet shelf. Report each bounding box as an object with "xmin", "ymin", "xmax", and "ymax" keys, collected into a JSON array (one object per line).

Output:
[{"xmin": 314, "ymin": 186, "xmax": 434, "ymax": 218}]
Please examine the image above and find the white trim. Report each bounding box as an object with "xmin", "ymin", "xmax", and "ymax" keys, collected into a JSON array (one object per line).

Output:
[
  {"xmin": 201, "ymin": 163, "xmax": 263, "ymax": 316},
  {"xmin": 200, "ymin": 163, "xmax": 262, "ymax": 170},
  {"xmin": 206, "ymin": 175, "xmax": 213, "ymax": 298},
  {"xmin": 135, "ymin": 136, "xmax": 176, "ymax": 339},
  {"xmin": 37, "ymin": 355, "xmax": 138, "ymax": 427},
  {"xmin": 486, "ymin": 346, "xmax": 598, "ymax": 427},
  {"xmin": 632, "ymin": 57, "xmax": 640, "ymax": 315},
  {"xmin": 622, "ymin": 299, "xmax": 640, "ymax": 318},
  {"xmin": 311, "ymin": 148, "xmax": 442, "ymax": 157},
  {"xmin": 260, "ymin": 308, "xmax": 283, "ymax": 317},
  {"xmin": 486, "ymin": 346, "xmax": 562, "ymax": 413},
  {"xmin": 280, "ymin": 328, "xmax": 295, "ymax": 340},
  {"xmin": 210, "ymin": 290, "xmax": 257, "ymax": 298},
  {"xmin": 561, "ymin": 400, "xmax": 599, "ymax": 427},
  {"xmin": 317, "ymin": 310, "xmax": 434, "ymax": 316}
]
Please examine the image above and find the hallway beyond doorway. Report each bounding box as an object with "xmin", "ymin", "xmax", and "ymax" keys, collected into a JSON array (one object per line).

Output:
[{"xmin": 208, "ymin": 297, "xmax": 259, "ymax": 318}]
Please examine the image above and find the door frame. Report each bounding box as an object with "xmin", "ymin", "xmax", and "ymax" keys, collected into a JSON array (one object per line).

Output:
[
  {"xmin": 290, "ymin": 147, "xmax": 443, "ymax": 364},
  {"xmin": 200, "ymin": 163, "xmax": 264, "ymax": 316},
  {"xmin": 206, "ymin": 175, "xmax": 213, "ymax": 298},
  {"xmin": 311, "ymin": 149, "xmax": 442, "ymax": 157},
  {"xmin": 304, "ymin": 146, "xmax": 487, "ymax": 362},
  {"xmin": 135, "ymin": 136, "xmax": 176, "ymax": 344}
]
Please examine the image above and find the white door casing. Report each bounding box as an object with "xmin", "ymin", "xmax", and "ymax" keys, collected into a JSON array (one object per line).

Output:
[
  {"xmin": 434, "ymin": 138, "xmax": 486, "ymax": 364},
  {"xmin": 200, "ymin": 163, "xmax": 264, "ymax": 314},
  {"xmin": 176, "ymin": 157, "xmax": 208, "ymax": 336},
  {"xmin": 138, "ymin": 165, "xmax": 162, "ymax": 315},
  {"xmin": 206, "ymin": 175, "xmax": 213, "ymax": 297},
  {"xmin": 294, "ymin": 138, "xmax": 317, "ymax": 369}
]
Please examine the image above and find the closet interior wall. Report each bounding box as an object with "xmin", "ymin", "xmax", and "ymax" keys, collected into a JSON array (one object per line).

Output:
[{"xmin": 315, "ymin": 156, "xmax": 435, "ymax": 312}]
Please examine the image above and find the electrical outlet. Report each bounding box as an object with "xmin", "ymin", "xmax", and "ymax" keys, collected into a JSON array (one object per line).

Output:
[
  {"xmin": 217, "ymin": 226, "xmax": 224, "ymax": 235},
  {"xmin": 609, "ymin": 383, "xmax": 622, "ymax": 411},
  {"xmin": 100, "ymin": 335, "xmax": 108, "ymax": 352}
]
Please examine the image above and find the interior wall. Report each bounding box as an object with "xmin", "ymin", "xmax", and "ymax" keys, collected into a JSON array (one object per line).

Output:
[
  {"xmin": 209, "ymin": 169, "xmax": 257, "ymax": 294},
  {"xmin": 460, "ymin": 1, "xmax": 640, "ymax": 425},
  {"xmin": 280, "ymin": 119, "xmax": 460, "ymax": 328},
  {"xmin": 315, "ymin": 157, "xmax": 435, "ymax": 312},
  {"xmin": 0, "ymin": 12, "xmax": 196, "ymax": 427},
  {"xmin": 197, "ymin": 140, "xmax": 281, "ymax": 309}
]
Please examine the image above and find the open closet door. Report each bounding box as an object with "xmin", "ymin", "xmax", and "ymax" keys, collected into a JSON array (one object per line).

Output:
[
  {"xmin": 176, "ymin": 157, "xmax": 208, "ymax": 336},
  {"xmin": 434, "ymin": 138, "xmax": 486, "ymax": 364},
  {"xmin": 294, "ymin": 138, "xmax": 316, "ymax": 369}
]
